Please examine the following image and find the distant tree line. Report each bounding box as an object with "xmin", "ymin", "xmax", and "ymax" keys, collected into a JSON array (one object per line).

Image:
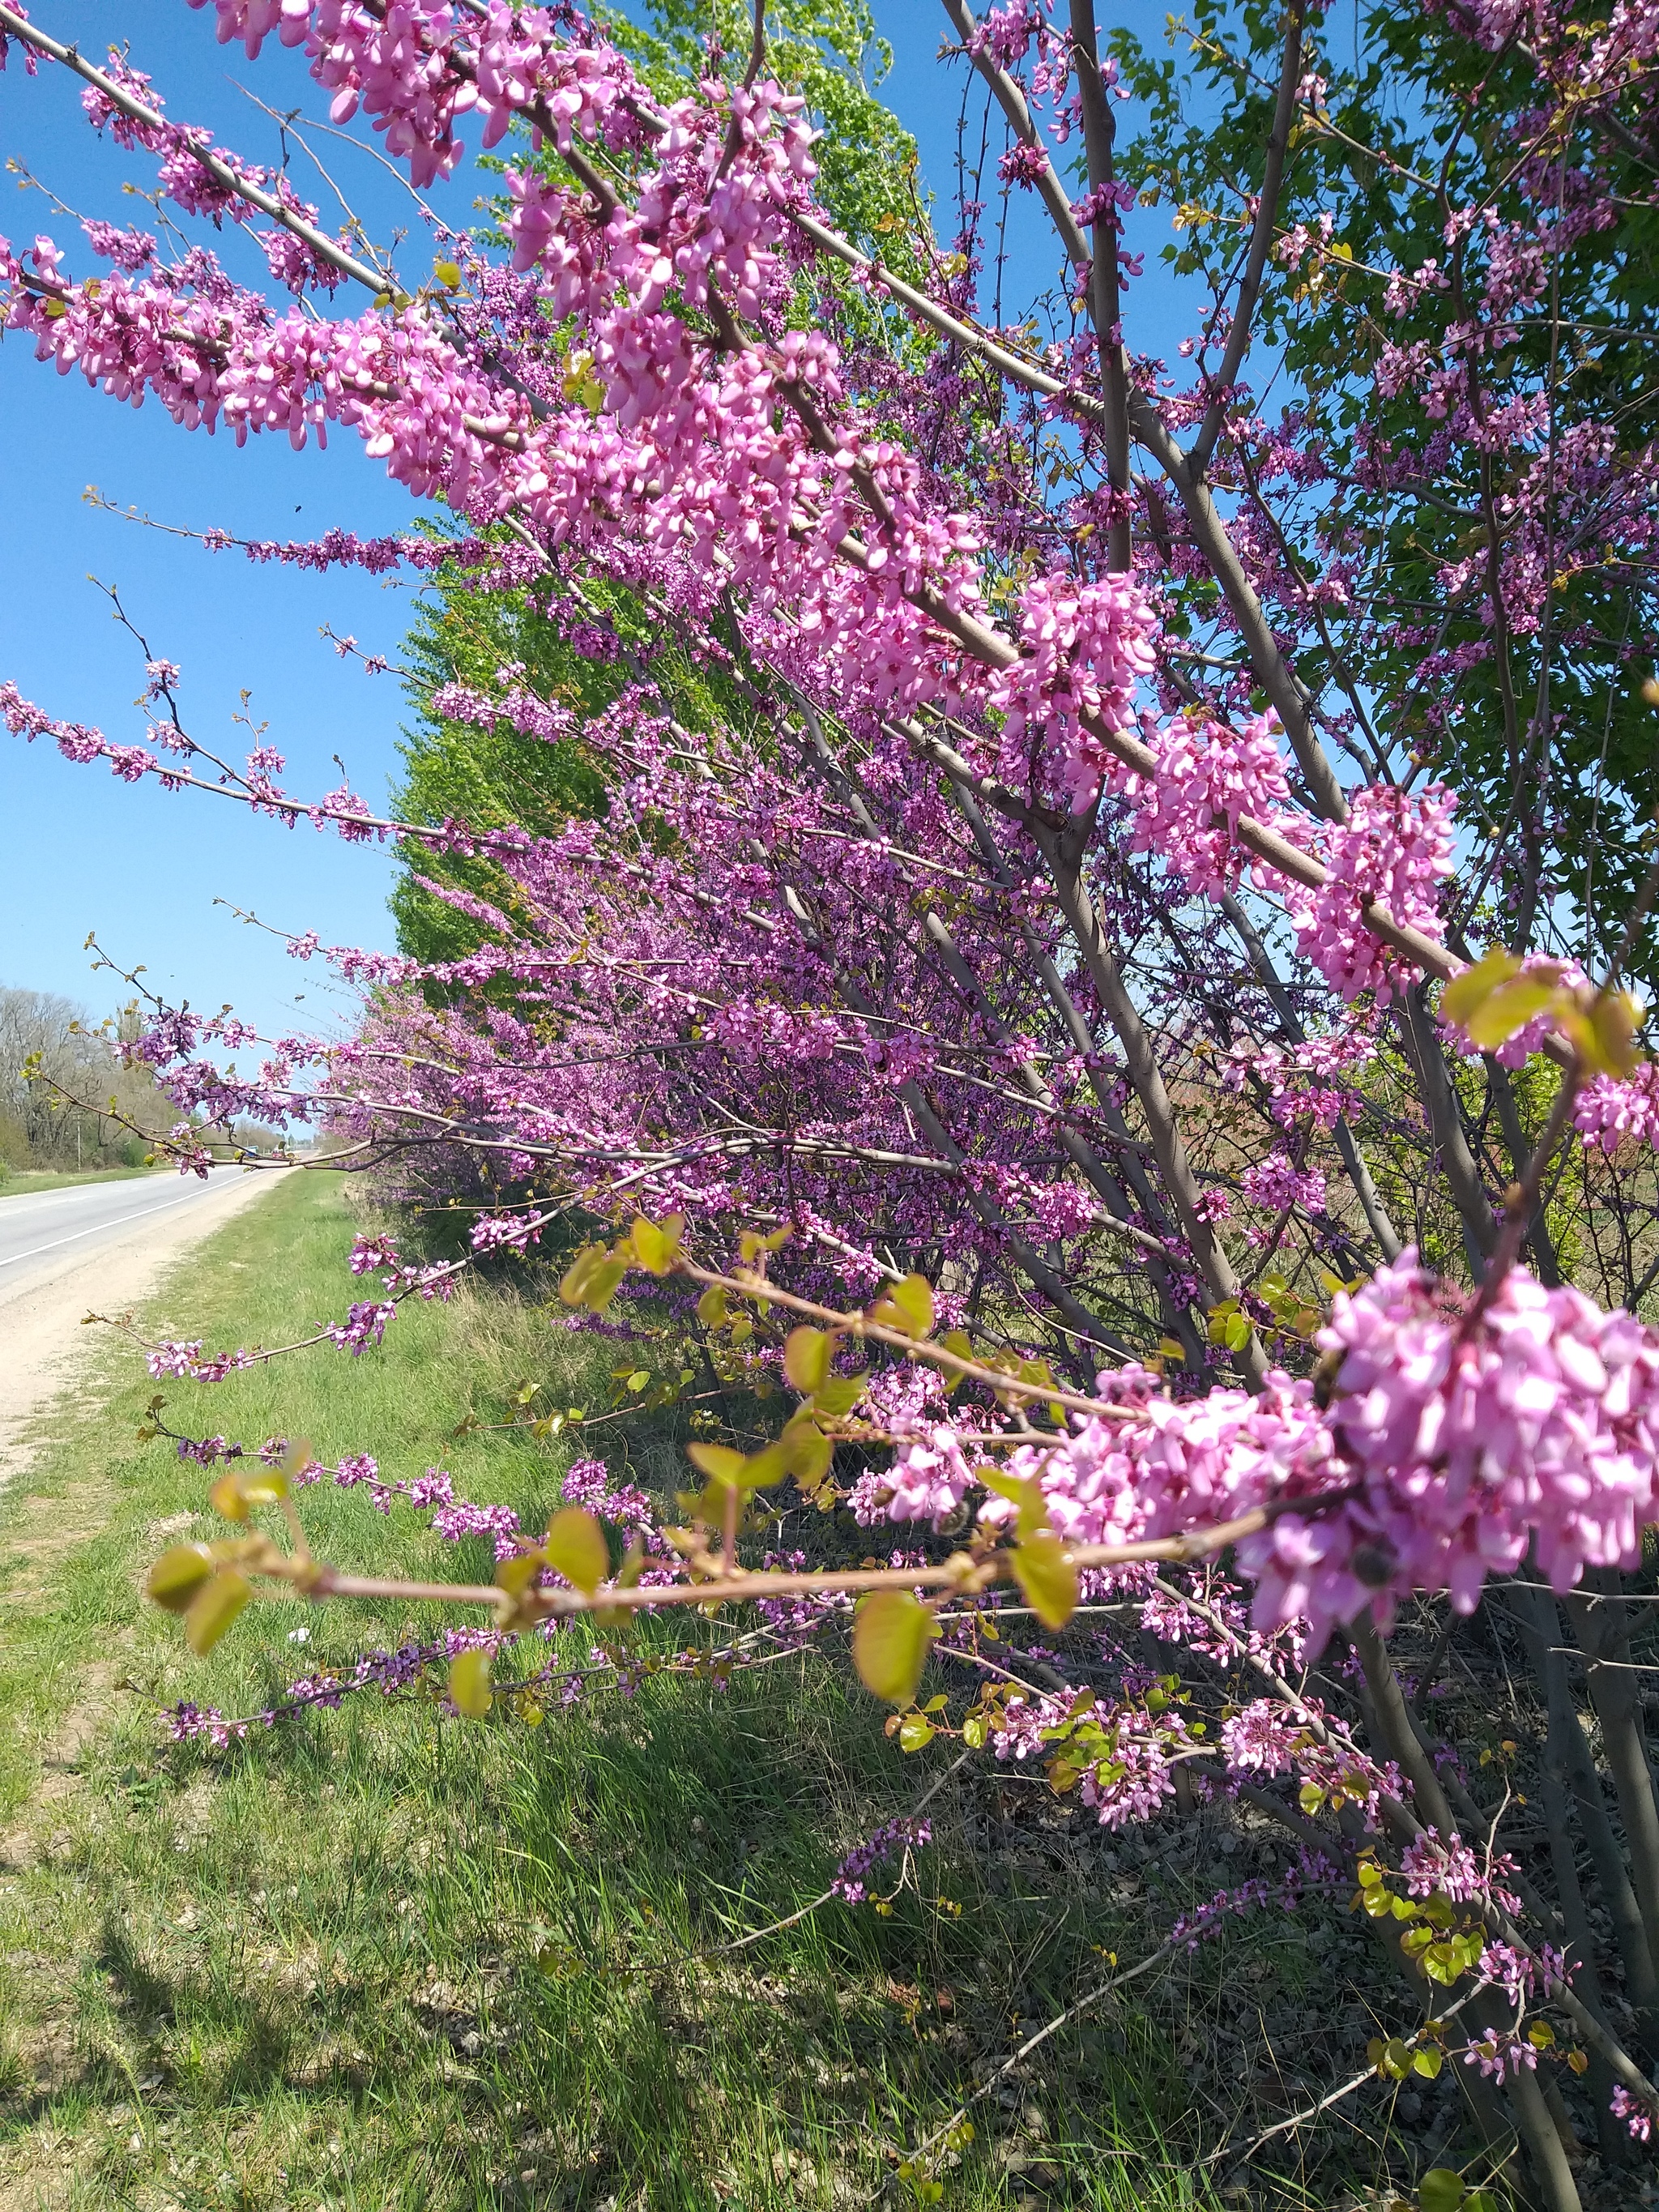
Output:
[{"xmin": 0, "ymin": 986, "xmax": 171, "ymax": 1176}]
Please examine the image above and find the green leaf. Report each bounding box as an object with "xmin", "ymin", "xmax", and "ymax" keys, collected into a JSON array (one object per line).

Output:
[
  {"xmin": 629, "ymin": 1214, "xmax": 683, "ymax": 1275},
  {"xmin": 812, "ymin": 1373, "xmax": 867, "ymax": 1418},
  {"xmin": 898, "ymin": 1712, "xmax": 935, "ymax": 1752},
  {"xmin": 207, "ymin": 1471, "xmax": 253, "ymax": 1523},
  {"xmin": 738, "ymin": 1224, "xmax": 791, "ymax": 1262},
  {"xmin": 185, "ymin": 1569, "xmax": 251, "ymax": 1656},
  {"xmin": 686, "ymin": 1442, "xmax": 747, "ymax": 1489},
  {"xmin": 696, "ymin": 1285, "xmax": 728, "ymax": 1326},
  {"xmin": 736, "ymin": 1442, "xmax": 791, "ymax": 1490},
  {"xmin": 1441, "ymin": 946, "xmax": 1521, "ymax": 1028},
  {"xmin": 889, "ymin": 1273, "xmax": 935, "ymax": 1339},
  {"xmin": 433, "ymin": 258, "xmax": 462, "ymax": 288},
  {"xmin": 544, "ymin": 1506, "xmax": 608, "ymax": 1594},
  {"xmin": 852, "ymin": 1590, "xmax": 936, "ymax": 1706},
  {"xmin": 1012, "ymin": 1529, "xmax": 1078, "ymax": 1630},
  {"xmin": 558, "ymin": 1242, "xmax": 608, "ymax": 1306},
  {"xmin": 778, "ymin": 1418, "xmax": 833, "ymax": 1487},
  {"xmin": 449, "ymin": 1647, "xmax": 493, "ymax": 1719},
  {"xmin": 495, "ymin": 1550, "xmax": 545, "ymax": 1600},
  {"xmin": 582, "ymin": 1258, "xmax": 629, "ymax": 1313},
  {"xmin": 939, "ymin": 1328, "xmax": 975, "ymax": 1390},
  {"xmin": 1412, "ymin": 2046, "xmax": 1444, "ymax": 2078},
  {"xmin": 147, "ymin": 1542, "xmax": 216, "ymax": 1616},
  {"xmin": 1206, "ymin": 1313, "xmax": 1231, "ymax": 1345},
  {"xmin": 1460, "ymin": 974, "xmax": 1562, "ymax": 1049},
  {"xmin": 783, "ymin": 1326, "xmax": 831, "ymax": 1393},
  {"xmin": 1418, "ymin": 2170, "xmax": 1465, "ymax": 2212},
  {"xmin": 1563, "ymin": 986, "xmax": 1644, "ymax": 1077}
]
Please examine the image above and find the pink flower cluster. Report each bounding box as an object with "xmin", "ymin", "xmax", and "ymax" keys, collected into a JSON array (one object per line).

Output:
[
  {"xmin": 852, "ymin": 1424, "xmax": 978, "ymax": 1528},
  {"xmin": 1129, "ymin": 710, "xmax": 1293, "ymax": 899},
  {"xmin": 1047, "ymin": 1701, "xmax": 1193, "ymax": 1829},
  {"xmin": 1611, "ymin": 2086, "xmax": 1655, "ymax": 2142},
  {"xmin": 326, "ymin": 1299, "xmax": 397, "ymax": 1355},
  {"xmin": 1575, "ymin": 1061, "xmax": 1659, "ymax": 1155},
  {"xmin": 186, "ymin": 2, "xmax": 637, "ymax": 186},
  {"xmin": 431, "ymin": 677, "xmax": 574, "ymax": 747},
  {"xmin": 947, "ymin": 1249, "xmax": 1659, "ymax": 1650},
  {"xmin": 989, "ymin": 571, "xmax": 1160, "ymax": 808},
  {"xmin": 830, "ymin": 1815, "xmax": 932, "ymax": 1904},
  {"xmin": 1288, "ymin": 784, "xmax": 1456, "ymax": 1003},
  {"xmin": 147, "ymin": 1338, "xmax": 255, "ymax": 1383},
  {"xmin": 1239, "ymin": 1151, "xmax": 1328, "ymax": 1215},
  {"xmin": 560, "ymin": 1455, "xmax": 655, "ymax": 1542},
  {"xmin": 1400, "ymin": 1830, "xmax": 1520, "ymax": 1917},
  {"xmin": 1310, "ymin": 1251, "xmax": 1659, "ymax": 1606}
]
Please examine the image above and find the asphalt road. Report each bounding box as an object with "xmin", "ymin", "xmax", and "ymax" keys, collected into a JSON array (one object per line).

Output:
[{"xmin": 0, "ymin": 1168, "xmax": 250, "ymax": 1300}]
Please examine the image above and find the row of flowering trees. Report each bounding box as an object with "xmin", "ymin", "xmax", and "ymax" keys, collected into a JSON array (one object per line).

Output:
[{"xmin": 5, "ymin": 0, "xmax": 1659, "ymax": 2202}]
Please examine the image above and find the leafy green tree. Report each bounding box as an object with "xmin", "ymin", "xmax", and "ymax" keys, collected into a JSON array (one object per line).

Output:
[{"xmin": 1111, "ymin": 0, "xmax": 1659, "ymax": 982}]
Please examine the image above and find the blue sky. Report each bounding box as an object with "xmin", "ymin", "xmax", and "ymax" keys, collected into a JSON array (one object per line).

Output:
[{"xmin": 0, "ymin": 2, "xmax": 1190, "ymax": 1041}]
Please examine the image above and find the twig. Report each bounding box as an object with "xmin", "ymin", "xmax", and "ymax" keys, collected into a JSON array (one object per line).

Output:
[
  {"xmin": 675, "ymin": 1749, "xmax": 973, "ymax": 1966},
  {"xmin": 1209, "ymin": 1988, "xmax": 1478, "ymax": 2168},
  {"xmin": 299, "ymin": 1495, "xmax": 1330, "ymax": 1621},
  {"xmin": 901, "ymin": 1935, "xmax": 1187, "ymax": 2175}
]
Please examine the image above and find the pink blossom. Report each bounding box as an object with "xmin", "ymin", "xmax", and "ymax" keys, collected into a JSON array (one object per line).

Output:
[{"xmin": 1288, "ymin": 784, "xmax": 1456, "ymax": 1004}]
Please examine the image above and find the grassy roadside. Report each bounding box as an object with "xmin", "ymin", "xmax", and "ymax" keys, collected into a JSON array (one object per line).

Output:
[
  {"xmin": 0, "ymin": 1172, "xmax": 1234, "ymax": 2212},
  {"xmin": 0, "ymin": 1167, "xmax": 164, "ymax": 1201}
]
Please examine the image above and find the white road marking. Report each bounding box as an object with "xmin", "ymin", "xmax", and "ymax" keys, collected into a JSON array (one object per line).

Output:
[{"xmin": 0, "ymin": 1185, "xmax": 222, "ymax": 1270}]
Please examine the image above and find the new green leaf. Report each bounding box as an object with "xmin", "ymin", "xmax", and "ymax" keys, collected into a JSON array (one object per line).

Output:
[
  {"xmin": 450, "ymin": 1647, "xmax": 493, "ymax": 1718},
  {"xmin": 544, "ymin": 1505, "xmax": 608, "ymax": 1593},
  {"xmin": 852, "ymin": 1590, "xmax": 937, "ymax": 1706}
]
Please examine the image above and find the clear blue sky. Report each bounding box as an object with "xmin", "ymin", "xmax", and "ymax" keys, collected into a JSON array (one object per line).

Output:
[{"xmin": 0, "ymin": 2, "xmax": 1188, "ymax": 1042}]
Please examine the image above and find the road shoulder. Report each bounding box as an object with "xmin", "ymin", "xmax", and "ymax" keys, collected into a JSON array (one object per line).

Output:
[{"xmin": 0, "ymin": 1172, "xmax": 284, "ymax": 1485}]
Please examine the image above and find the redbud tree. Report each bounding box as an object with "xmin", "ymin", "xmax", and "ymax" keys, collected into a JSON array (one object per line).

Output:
[{"xmin": 5, "ymin": 1, "xmax": 1659, "ymax": 2202}]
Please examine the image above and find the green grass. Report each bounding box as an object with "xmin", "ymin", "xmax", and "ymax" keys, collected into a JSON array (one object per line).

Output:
[
  {"xmin": 0, "ymin": 1165, "xmax": 164, "ymax": 1199},
  {"xmin": 0, "ymin": 1173, "xmax": 1240, "ymax": 2211}
]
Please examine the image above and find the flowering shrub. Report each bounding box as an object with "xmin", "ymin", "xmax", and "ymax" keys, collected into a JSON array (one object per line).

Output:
[{"xmin": 6, "ymin": 2, "xmax": 1659, "ymax": 2204}]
